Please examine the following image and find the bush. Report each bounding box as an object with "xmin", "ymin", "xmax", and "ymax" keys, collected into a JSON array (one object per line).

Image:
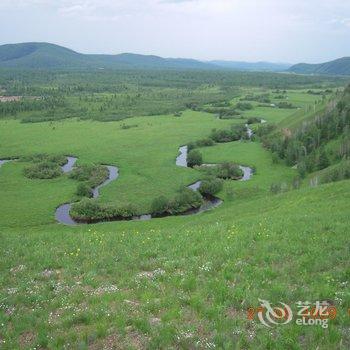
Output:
[
  {"xmin": 246, "ymin": 117, "xmax": 262, "ymax": 124},
  {"xmin": 201, "ymin": 162, "xmax": 244, "ymax": 180},
  {"xmin": 150, "ymin": 188, "xmax": 203, "ymax": 216},
  {"xmin": 22, "ymin": 154, "xmax": 67, "ymax": 165},
  {"xmin": 217, "ymin": 162, "xmax": 243, "ymax": 179},
  {"xmin": 199, "ymin": 177, "xmax": 223, "ymax": 196},
  {"xmin": 24, "ymin": 161, "xmax": 63, "ymax": 179},
  {"xmin": 219, "ymin": 109, "xmax": 240, "ymax": 118},
  {"xmin": 151, "ymin": 196, "xmax": 169, "ymax": 215},
  {"xmin": 187, "ymin": 138, "xmax": 215, "ymax": 151},
  {"xmin": 241, "ymin": 94, "xmax": 271, "ymax": 104},
  {"xmin": 71, "ymin": 199, "xmax": 110, "ymax": 222},
  {"xmin": 69, "ymin": 165, "xmax": 109, "ymax": 188},
  {"xmin": 277, "ymin": 102, "xmax": 296, "ymax": 109},
  {"xmin": 236, "ymin": 102, "xmax": 253, "ymax": 110},
  {"xmin": 187, "ymin": 149, "xmax": 203, "ymax": 167},
  {"xmin": 210, "ymin": 124, "xmax": 247, "ymax": 143},
  {"xmin": 167, "ymin": 188, "xmax": 203, "ymax": 215},
  {"xmin": 210, "ymin": 129, "xmax": 236, "ymax": 143},
  {"xmin": 76, "ymin": 182, "xmax": 93, "ymax": 197},
  {"xmin": 196, "ymin": 138, "xmax": 215, "ymax": 148},
  {"xmin": 22, "ymin": 154, "xmax": 67, "ymax": 179},
  {"xmin": 115, "ymin": 203, "xmax": 138, "ymax": 218},
  {"xmin": 70, "ymin": 198, "xmax": 138, "ymax": 222}
]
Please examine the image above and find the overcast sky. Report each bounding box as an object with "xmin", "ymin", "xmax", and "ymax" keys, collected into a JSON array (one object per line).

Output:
[{"xmin": 0, "ymin": 0, "xmax": 349, "ymax": 63}]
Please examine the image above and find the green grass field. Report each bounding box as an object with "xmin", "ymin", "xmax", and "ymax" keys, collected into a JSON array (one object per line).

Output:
[{"xmin": 0, "ymin": 84, "xmax": 349, "ymax": 349}]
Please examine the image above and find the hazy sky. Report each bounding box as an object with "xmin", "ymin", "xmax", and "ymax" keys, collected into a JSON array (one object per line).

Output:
[{"xmin": 1, "ymin": 0, "xmax": 349, "ymax": 63}]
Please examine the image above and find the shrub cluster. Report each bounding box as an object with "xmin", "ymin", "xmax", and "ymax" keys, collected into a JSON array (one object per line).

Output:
[
  {"xmin": 241, "ymin": 94, "xmax": 271, "ymax": 104},
  {"xmin": 277, "ymin": 102, "xmax": 296, "ymax": 109},
  {"xmin": 187, "ymin": 149, "xmax": 203, "ymax": 167},
  {"xmin": 24, "ymin": 162, "xmax": 63, "ymax": 179},
  {"xmin": 23, "ymin": 154, "xmax": 67, "ymax": 165},
  {"xmin": 69, "ymin": 164, "xmax": 109, "ymax": 197},
  {"xmin": 210, "ymin": 124, "xmax": 247, "ymax": 143},
  {"xmin": 202, "ymin": 162, "xmax": 243, "ymax": 180},
  {"xmin": 151, "ymin": 188, "xmax": 203, "ymax": 216},
  {"xmin": 23, "ymin": 154, "xmax": 66, "ymax": 179},
  {"xmin": 246, "ymin": 117, "xmax": 262, "ymax": 124},
  {"xmin": 69, "ymin": 165, "xmax": 108, "ymax": 186},
  {"xmin": 187, "ymin": 138, "xmax": 215, "ymax": 151},
  {"xmin": 199, "ymin": 177, "xmax": 224, "ymax": 196},
  {"xmin": 236, "ymin": 102, "xmax": 253, "ymax": 111},
  {"xmin": 70, "ymin": 198, "xmax": 138, "ymax": 223}
]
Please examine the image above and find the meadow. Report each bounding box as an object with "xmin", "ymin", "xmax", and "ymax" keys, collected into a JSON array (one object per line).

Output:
[{"xmin": 0, "ymin": 70, "xmax": 349, "ymax": 349}]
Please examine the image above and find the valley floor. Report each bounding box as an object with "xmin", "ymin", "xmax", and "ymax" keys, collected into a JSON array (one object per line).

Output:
[{"xmin": 0, "ymin": 87, "xmax": 349, "ymax": 349}]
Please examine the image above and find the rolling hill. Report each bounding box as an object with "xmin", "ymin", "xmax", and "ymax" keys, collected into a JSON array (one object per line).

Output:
[
  {"xmin": 0, "ymin": 42, "xmax": 289, "ymax": 72},
  {"xmin": 0, "ymin": 42, "xmax": 216, "ymax": 70},
  {"xmin": 288, "ymin": 57, "xmax": 350, "ymax": 76},
  {"xmin": 2, "ymin": 42, "xmax": 348, "ymax": 75},
  {"xmin": 210, "ymin": 60, "xmax": 291, "ymax": 72}
]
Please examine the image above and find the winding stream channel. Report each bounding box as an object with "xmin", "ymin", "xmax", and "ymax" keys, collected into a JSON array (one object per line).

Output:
[
  {"xmin": 1, "ymin": 124, "xmax": 256, "ymax": 226},
  {"xmin": 54, "ymin": 141, "xmax": 253, "ymax": 225}
]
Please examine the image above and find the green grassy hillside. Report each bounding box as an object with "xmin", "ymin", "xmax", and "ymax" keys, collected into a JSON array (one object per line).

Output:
[
  {"xmin": 289, "ymin": 57, "xmax": 350, "ymax": 76},
  {"xmin": 0, "ymin": 78, "xmax": 349, "ymax": 348},
  {"xmin": 1, "ymin": 175, "xmax": 349, "ymax": 349}
]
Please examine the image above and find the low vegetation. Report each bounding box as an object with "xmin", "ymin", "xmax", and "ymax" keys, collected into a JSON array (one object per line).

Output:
[
  {"xmin": 187, "ymin": 138, "xmax": 215, "ymax": 151},
  {"xmin": 246, "ymin": 116, "xmax": 262, "ymax": 124},
  {"xmin": 22, "ymin": 154, "xmax": 66, "ymax": 179},
  {"xmin": 187, "ymin": 149, "xmax": 203, "ymax": 167},
  {"xmin": 69, "ymin": 164, "xmax": 109, "ymax": 197},
  {"xmin": 201, "ymin": 162, "xmax": 244, "ymax": 180},
  {"xmin": 71, "ymin": 198, "xmax": 138, "ymax": 222},
  {"xmin": 151, "ymin": 188, "xmax": 203, "ymax": 216},
  {"xmin": 210, "ymin": 124, "xmax": 247, "ymax": 142},
  {"xmin": 198, "ymin": 177, "xmax": 224, "ymax": 196},
  {"xmin": 0, "ymin": 70, "xmax": 349, "ymax": 349}
]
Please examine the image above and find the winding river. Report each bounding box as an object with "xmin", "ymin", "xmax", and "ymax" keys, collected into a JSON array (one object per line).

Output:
[
  {"xmin": 61, "ymin": 156, "xmax": 77, "ymax": 173},
  {"xmin": 1, "ymin": 134, "xmax": 255, "ymax": 226},
  {"xmin": 54, "ymin": 146, "xmax": 253, "ymax": 225},
  {"xmin": 55, "ymin": 162, "xmax": 120, "ymax": 226}
]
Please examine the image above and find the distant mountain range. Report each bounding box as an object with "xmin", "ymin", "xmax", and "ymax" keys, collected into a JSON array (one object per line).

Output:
[
  {"xmin": 288, "ymin": 57, "xmax": 350, "ymax": 76},
  {"xmin": 0, "ymin": 42, "xmax": 291, "ymax": 72},
  {"xmin": 210, "ymin": 60, "xmax": 291, "ymax": 72},
  {"xmin": 0, "ymin": 43, "xmax": 216, "ymax": 70},
  {"xmin": 0, "ymin": 42, "xmax": 349, "ymax": 75}
]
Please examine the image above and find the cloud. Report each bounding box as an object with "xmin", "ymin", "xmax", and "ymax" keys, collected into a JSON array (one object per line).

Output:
[{"xmin": 0, "ymin": 0, "xmax": 349, "ymax": 62}]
